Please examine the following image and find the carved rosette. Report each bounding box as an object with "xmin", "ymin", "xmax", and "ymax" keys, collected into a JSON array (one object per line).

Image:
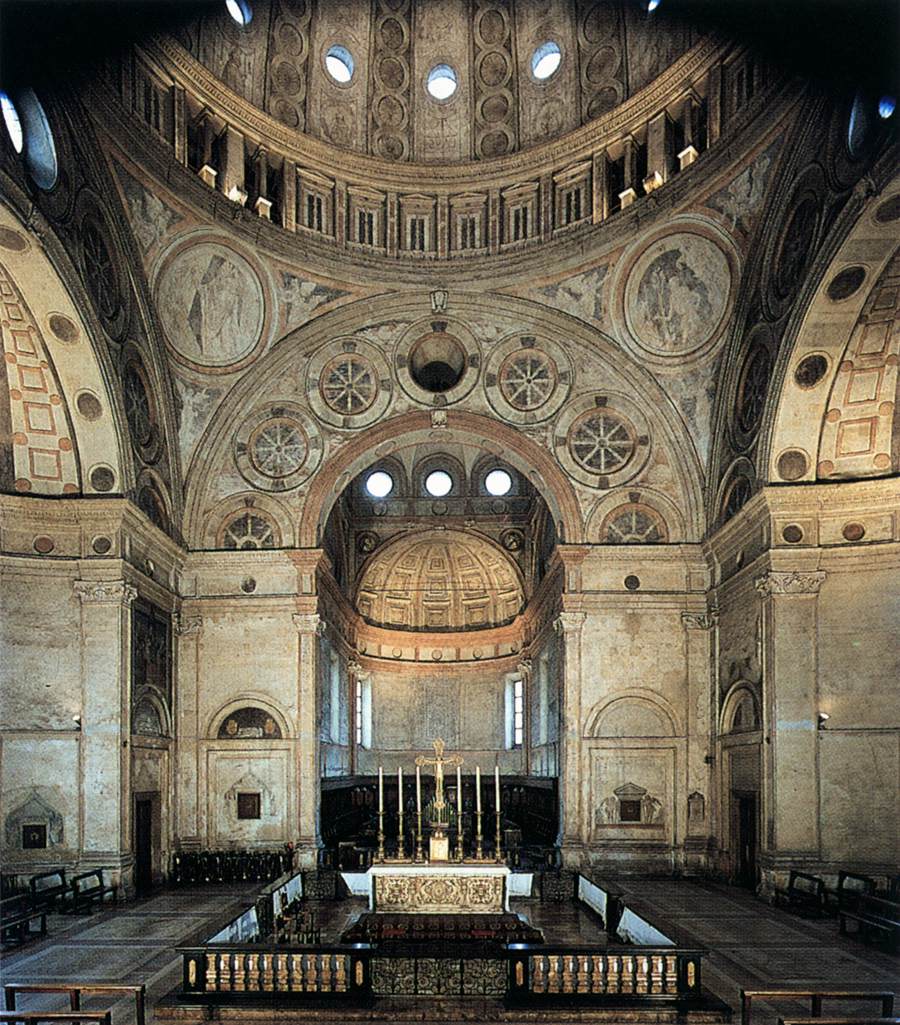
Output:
[
  {"xmin": 73, "ymin": 580, "xmax": 138, "ymax": 605},
  {"xmin": 754, "ymin": 571, "xmax": 826, "ymax": 597}
]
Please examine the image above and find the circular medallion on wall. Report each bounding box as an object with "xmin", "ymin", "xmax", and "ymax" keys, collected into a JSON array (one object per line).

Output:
[
  {"xmin": 554, "ymin": 392, "xmax": 650, "ymax": 489},
  {"xmin": 235, "ymin": 402, "xmax": 322, "ymax": 491},
  {"xmin": 306, "ymin": 336, "xmax": 392, "ymax": 428},
  {"xmin": 394, "ymin": 316, "xmax": 480, "ymax": 406},
  {"xmin": 155, "ymin": 239, "xmax": 268, "ymax": 373},
  {"xmin": 484, "ymin": 332, "xmax": 571, "ymax": 424},
  {"xmin": 76, "ymin": 203, "xmax": 128, "ymax": 340},
  {"xmin": 614, "ymin": 222, "xmax": 736, "ymax": 365},
  {"xmin": 122, "ymin": 352, "xmax": 161, "ymax": 464},
  {"xmin": 732, "ymin": 325, "xmax": 774, "ymax": 450}
]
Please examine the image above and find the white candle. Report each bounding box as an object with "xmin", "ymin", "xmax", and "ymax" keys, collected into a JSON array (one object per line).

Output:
[
  {"xmin": 456, "ymin": 765, "xmax": 462, "ymax": 823},
  {"xmin": 416, "ymin": 765, "xmax": 422, "ymax": 815},
  {"xmin": 398, "ymin": 766, "xmax": 403, "ymax": 814},
  {"xmin": 495, "ymin": 764, "xmax": 501, "ymax": 811},
  {"xmin": 378, "ymin": 766, "xmax": 383, "ymax": 814},
  {"xmin": 475, "ymin": 765, "xmax": 481, "ymax": 814}
]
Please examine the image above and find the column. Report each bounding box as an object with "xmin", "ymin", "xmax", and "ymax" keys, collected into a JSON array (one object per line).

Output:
[
  {"xmin": 73, "ymin": 580, "xmax": 137, "ymax": 890},
  {"xmin": 556, "ymin": 610, "xmax": 587, "ymax": 865},
  {"xmin": 681, "ymin": 611, "xmax": 717, "ymax": 867},
  {"xmin": 754, "ymin": 571, "xmax": 826, "ymax": 868},
  {"xmin": 174, "ymin": 612, "xmax": 203, "ymax": 849},
  {"xmin": 292, "ymin": 611, "xmax": 323, "ymax": 867}
]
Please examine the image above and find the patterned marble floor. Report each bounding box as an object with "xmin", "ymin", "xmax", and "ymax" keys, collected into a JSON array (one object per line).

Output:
[{"xmin": 2, "ymin": 879, "xmax": 897, "ymax": 1024}]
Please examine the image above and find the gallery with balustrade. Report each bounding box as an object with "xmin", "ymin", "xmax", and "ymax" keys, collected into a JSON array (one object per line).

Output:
[{"xmin": 0, "ymin": 0, "xmax": 898, "ymax": 1022}]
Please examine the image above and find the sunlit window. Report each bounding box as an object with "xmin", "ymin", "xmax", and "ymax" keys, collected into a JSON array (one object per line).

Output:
[
  {"xmin": 0, "ymin": 93, "xmax": 23, "ymax": 153},
  {"xmin": 326, "ymin": 45, "xmax": 355, "ymax": 84},
  {"xmin": 485, "ymin": 468, "xmax": 512, "ymax": 496},
  {"xmin": 365, "ymin": 470, "xmax": 394, "ymax": 498},
  {"xmin": 427, "ymin": 65, "xmax": 458, "ymax": 101},
  {"xmin": 879, "ymin": 95, "xmax": 896, "ymax": 119},
  {"xmin": 425, "ymin": 470, "xmax": 453, "ymax": 497},
  {"xmin": 18, "ymin": 90, "xmax": 57, "ymax": 191},
  {"xmin": 531, "ymin": 42, "xmax": 561, "ymax": 81},
  {"xmin": 225, "ymin": 0, "xmax": 252, "ymax": 26},
  {"xmin": 513, "ymin": 678, "xmax": 525, "ymax": 748}
]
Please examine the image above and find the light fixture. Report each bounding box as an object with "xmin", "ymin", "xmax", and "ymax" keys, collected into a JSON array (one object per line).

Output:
[
  {"xmin": 225, "ymin": 0, "xmax": 252, "ymax": 26},
  {"xmin": 427, "ymin": 65, "xmax": 458, "ymax": 101},
  {"xmin": 817, "ymin": 712, "xmax": 830, "ymax": 730},
  {"xmin": 326, "ymin": 45, "xmax": 355, "ymax": 84},
  {"xmin": 365, "ymin": 470, "xmax": 393, "ymax": 498},
  {"xmin": 425, "ymin": 469, "xmax": 453, "ymax": 497},
  {"xmin": 878, "ymin": 95, "xmax": 896, "ymax": 119},
  {"xmin": 72, "ymin": 715, "xmax": 82, "ymax": 729}
]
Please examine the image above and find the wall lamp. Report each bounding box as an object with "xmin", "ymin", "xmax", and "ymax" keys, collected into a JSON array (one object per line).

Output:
[{"xmin": 817, "ymin": 712, "xmax": 830, "ymax": 730}]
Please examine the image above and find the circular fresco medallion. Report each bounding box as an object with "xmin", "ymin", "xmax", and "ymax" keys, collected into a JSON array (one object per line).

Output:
[
  {"xmin": 307, "ymin": 337, "xmax": 392, "ymax": 428},
  {"xmin": 554, "ymin": 392, "xmax": 650, "ymax": 489},
  {"xmin": 156, "ymin": 242, "xmax": 266, "ymax": 370},
  {"xmin": 484, "ymin": 333, "xmax": 571, "ymax": 425},
  {"xmin": 235, "ymin": 403, "xmax": 322, "ymax": 492},
  {"xmin": 623, "ymin": 231, "xmax": 732, "ymax": 359},
  {"xmin": 249, "ymin": 418, "xmax": 308, "ymax": 478}
]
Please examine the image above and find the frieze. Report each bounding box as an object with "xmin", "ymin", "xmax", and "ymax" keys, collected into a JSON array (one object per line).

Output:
[
  {"xmin": 681, "ymin": 611, "xmax": 718, "ymax": 630},
  {"xmin": 73, "ymin": 580, "xmax": 138, "ymax": 605},
  {"xmin": 373, "ymin": 873, "xmax": 505, "ymax": 914},
  {"xmin": 173, "ymin": 612, "xmax": 203, "ymax": 636},
  {"xmin": 754, "ymin": 570, "xmax": 826, "ymax": 596}
]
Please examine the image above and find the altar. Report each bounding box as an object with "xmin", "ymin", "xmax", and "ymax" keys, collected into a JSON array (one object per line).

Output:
[{"xmin": 364, "ymin": 864, "xmax": 510, "ymax": 913}]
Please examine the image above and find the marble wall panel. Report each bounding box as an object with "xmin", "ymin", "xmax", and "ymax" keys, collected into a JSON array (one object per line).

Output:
[{"xmin": 207, "ymin": 747, "xmax": 291, "ymax": 846}]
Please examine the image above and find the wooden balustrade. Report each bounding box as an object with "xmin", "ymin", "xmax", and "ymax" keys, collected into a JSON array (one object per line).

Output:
[{"xmin": 4, "ymin": 985, "xmax": 145, "ymax": 1025}]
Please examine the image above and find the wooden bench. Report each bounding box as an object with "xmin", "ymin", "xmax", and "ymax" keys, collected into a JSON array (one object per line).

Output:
[
  {"xmin": 69, "ymin": 871, "xmax": 116, "ymax": 914},
  {"xmin": 4, "ymin": 984, "xmax": 145, "ymax": 1025},
  {"xmin": 28, "ymin": 871, "xmax": 70, "ymax": 913},
  {"xmin": 825, "ymin": 871, "xmax": 876, "ymax": 915},
  {"xmin": 0, "ymin": 895, "xmax": 47, "ymax": 948},
  {"xmin": 774, "ymin": 871, "xmax": 825, "ymax": 917},
  {"xmin": 742, "ymin": 989, "xmax": 895, "ymax": 1025},
  {"xmin": 780, "ymin": 1019, "xmax": 900, "ymax": 1025},
  {"xmin": 839, "ymin": 894, "xmax": 900, "ymax": 951},
  {"xmin": 0, "ymin": 1014, "xmax": 111, "ymax": 1025}
]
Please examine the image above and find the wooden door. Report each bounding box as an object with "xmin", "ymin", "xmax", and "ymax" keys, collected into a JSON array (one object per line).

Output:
[{"xmin": 134, "ymin": 797, "xmax": 154, "ymax": 893}]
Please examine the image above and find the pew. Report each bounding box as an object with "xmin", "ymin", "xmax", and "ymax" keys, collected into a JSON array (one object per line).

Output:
[
  {"xmin": 741, "ymin": 989, "xmax": 895, "ymax": 1025},
  {"xmin": 69, "ymin": 871, "xmax": 116, "ymax": 914},
  {"xmin": 0, "ymin": 1015, "xmax": 111, "ymax": 1025},
  {"xmin": 780, "ymin": 1019, "xmax": 900, "ymax": 1025},
  {"xmin": 28, "ymin": 871, "xmax": 70, "ymax": 912},
  {"xmin": 839, "ymin": 894, "xmax": 900, "ymax": 951},
  {"xmin": 4, "ymin": 984, "xmax": 145, "ymax": 1025},
  {"xmin": 0, "ymin": 895, "xmax": 47, "ymax": 948},
  {"xmin": 825, "ymin": 872, "xmax": 876, "ymax": 915},
  {"xmin": 774, "ymin": 871, "xmax": 825, "ymax": 917}
]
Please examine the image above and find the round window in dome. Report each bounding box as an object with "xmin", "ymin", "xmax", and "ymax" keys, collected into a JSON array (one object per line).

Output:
[
  {"xmin": 879, "ymin": 95, "xmax": 896, "ymax": 119},
  {"xmin": 425, "ymin": 470, "xmax": 453, "ymax": 497},
  {"xmin": 1, "ymin": 93, "xmax": 23, "ymax": 153},
  {"xmin": 225, "ymin": 0, "xmax": 252, "ymax": 26},
  {"xmin": 326, "ymin": 45, "xmax": 355, "ymax": 84},
  {"xmin": 427, "ymin": 64, "xmax": 458, "ymax": 101},
  {"xmin": 365, "ymin": 470, "xmax": 394, "ymax": 498},
  {"xmin": 531, "ymin": 42, "xmax": 561, "ymax": 81},
  {"xmin": 18, "ymin": 90, "xmax": 57, "ymax": 191},
  {"xmin": 647, "ymin": 0, "xmax": 662, "ymax": 10},
  {"xmin": 409, "ymin": 332, "xmax": 467, "ymax": 393},
  {"xmin": 485, "ymin": 469, "xmax": 512, "ymax": 496}
]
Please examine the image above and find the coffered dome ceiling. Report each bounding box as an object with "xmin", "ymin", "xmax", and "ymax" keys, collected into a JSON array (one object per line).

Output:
[
  {"xmin": 355, "ymin": 529, "xmax": 524, "ymax": 631},
  {"xmin": 173, "ymin": 0, "xmax": 702, "ymax": 162}
]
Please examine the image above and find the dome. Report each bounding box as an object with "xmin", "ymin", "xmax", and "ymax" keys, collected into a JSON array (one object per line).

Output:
[
  {"xmin": 170, "ymin": 0, "xmax": 702, "ymax": 162},
  {"xmin": 355, "ymin": 529, "xmax": 524, "ymax": 631}
]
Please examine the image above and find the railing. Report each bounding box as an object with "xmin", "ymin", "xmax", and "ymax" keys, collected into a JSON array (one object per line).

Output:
[
  {"xmin": 95, "ymin": 35, "xmax": 783, "ymax": 264},
  {"xmin": 170, "ymin": 848, "xmax": 293, "ymax": 886},
  {"xmin": 507, "ymin": 948, "xmax": 701, "ymax": 998}
]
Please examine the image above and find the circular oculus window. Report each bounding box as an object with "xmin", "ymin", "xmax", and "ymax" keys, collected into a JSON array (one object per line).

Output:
[
  {"xmin": 425, "ymin": 470, "xmax": 453, "ymax": 497},
  {"xmin": 326, "ymin": 45, "xmax": 355, "ymax": 84},
  {"xmin": 1, "ymin": 92, "xmax": 23, "ymax": 153},
  {"xmin": 365, "ymin": 470, "xmax": 394, "ymax": 498},
  {"xmin": 225, "ymin": 0, "xmax": 252, "ymax": 25},
  {"xmin": 427, "ymin": 64, "xmax": 458, "ymax": 100},
  {"xmin": 485, "ymin": 469, "xmax": 512, "ymax": 496},
  {"xmin": 531, "ymin": 41, "xmax": 561, "ymax": 80}
]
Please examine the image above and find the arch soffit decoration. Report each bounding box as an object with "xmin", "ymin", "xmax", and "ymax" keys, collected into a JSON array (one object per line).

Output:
[
  {"xmin": 762, "ymin": 173, "xmax": 900, "ymax": 484},
  {"xmin": 207, "ymin": 697, "xmax": 292, "ymax": 741},
  {"xmin": 719, "ymin": 681, "xmax": 761, "ymax": 736},
  {"xmin": 205, "ymin": 491, "xmax": 296, "ymax": 549},
  {"xmin": 0, "ymin": 196, "xmax": 127, "ymax": 494},
  {"xmin": 583, "ymin": 690, "xmax": 681, "ymax": 739},
  {"xmin": 182, "ymin": 292, "xmax": 705, "ymax": 546}
]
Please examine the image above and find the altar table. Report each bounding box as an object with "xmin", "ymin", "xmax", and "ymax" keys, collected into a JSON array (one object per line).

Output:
[{"xmin": 342, "ymin": 864, "xmax": 514, "ymax": 913}]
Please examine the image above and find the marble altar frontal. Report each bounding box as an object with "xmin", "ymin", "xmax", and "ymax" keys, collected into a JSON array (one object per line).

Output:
[{"xmin": 365, "ymin": 865, "xmax": 512, "ymax": 913}]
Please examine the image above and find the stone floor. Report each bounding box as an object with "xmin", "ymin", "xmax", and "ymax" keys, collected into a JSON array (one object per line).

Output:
[{"xmin": 2, "ymin": 879, "xmax": 897, "ymax": 1024}]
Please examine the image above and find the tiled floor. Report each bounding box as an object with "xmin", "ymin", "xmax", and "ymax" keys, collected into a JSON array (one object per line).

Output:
[{"xmin": 2, "ymin": 879, "xmax": 897, "ymax": 1024}]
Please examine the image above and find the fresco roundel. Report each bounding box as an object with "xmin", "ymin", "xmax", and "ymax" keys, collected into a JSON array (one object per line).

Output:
[
  {"xmin": 623, "ymin": 231, "xmax": 732, "ymax": 360},
  {"xmin": 156, "ymin": 242, "xmax": 266, "ymax": 370}
]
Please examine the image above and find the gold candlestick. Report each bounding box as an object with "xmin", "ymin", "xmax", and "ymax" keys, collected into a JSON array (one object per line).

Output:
[
  {"xmin": 397, "ymin": 765, "xmax": 405, "ymax": 859},
  {"xmin": 415, "ymin": 764, "xmax": 424, "ymax": 862},
  {"xmin": 376, "ymin": 766, "xmax": 385, "ymax": 862},
  {"xmin": 455, "ymin": 764, "xmax": 464, "ymax": 861}
]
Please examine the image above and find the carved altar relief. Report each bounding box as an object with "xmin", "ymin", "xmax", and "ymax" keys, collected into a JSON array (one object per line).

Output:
[{"xmin": 372, "ymin": 869, "xmax": 508, "ymax": 913}]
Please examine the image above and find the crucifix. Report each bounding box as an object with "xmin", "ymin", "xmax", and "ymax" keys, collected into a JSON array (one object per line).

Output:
[{"xmin": 416, "ymin": 738, "xmax": 463, "ymax": 861}]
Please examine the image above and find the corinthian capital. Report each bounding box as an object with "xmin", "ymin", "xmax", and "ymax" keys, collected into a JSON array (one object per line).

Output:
[
  {"xmin": 74, "ymin": 580, "xmax": 138, "ymax": 606},
  {"xmin": 174, "ymin": 612, "xmax": 203, "ymax": 637},
  {"xmin": 516, "ymin": 658, "xmax": 533, "ymax": 677},
  {"xmin": 554, "ymin": 611, "xmax": 587, "ymax": 635},
  {"xmin": 755, "ymin": 570, "xmax": 826, "ymax": 597},
  {"xmin": 292, "ymin": 612, "xmax": 324, "ymax": 636},
  {"xmin": 681, "ymin": 611, "xmax": 718, "ymax": 630}
]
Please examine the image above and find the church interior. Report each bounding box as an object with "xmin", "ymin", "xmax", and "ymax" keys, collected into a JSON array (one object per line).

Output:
[{"xmin": 0, "ymin": 0, "xmax": 898, "ymax": 1021}]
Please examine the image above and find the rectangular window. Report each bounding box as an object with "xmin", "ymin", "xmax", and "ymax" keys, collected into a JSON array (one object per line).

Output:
[
  {"xmin": 355, "ymin": 676, "xmax": 372, "ymax": 749},
  {"xmin": 355, "ymin": 677, "xmax": 363, "ymax": 746},
  {"xmin": 513, "ymin": 678, "xmax": 525, "ymax": 748},
  {"xmin": 563, "ymin": 187, "xmax": 582, "ymax": 225},
  {"xmin": 459, "ymin": 214, "xmax": 477, "ymax": 250},
  {"xmin": 237, "ymin": 793, "xmax": 261, "ymax": 820},
  {"xmin": 512, "ymin": 205, "xmax": 529, "ymax": 242},
  {"xmin": 358, "ymin": 209, "xmax": 375, "ymax": 245},
  {"xmin": 330, "ymin": 652, "xmax": 341, "ymax": 743},
  {"xmin": 307, "ymin": 193, "xmax": 324, "ymax": 231},
  {"xmin": 408, "ymin": 216, "xmax": 426, "ymax": 251}
]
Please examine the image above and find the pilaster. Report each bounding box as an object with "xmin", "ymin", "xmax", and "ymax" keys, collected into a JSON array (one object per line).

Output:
[
  {"xmin": 173, "ymin": 611, "xmax": 203, "ymax": 849},
  {"xmin": 681, "ymin": 610, "xmax": 717, "ymax": 867},
  {"xmin": 555, "ymin": 609, "xmax": 587, "ymax": 865},
  {"xmin": 293, "ymin": 609, "xmax": 324, "ymax": 866}
]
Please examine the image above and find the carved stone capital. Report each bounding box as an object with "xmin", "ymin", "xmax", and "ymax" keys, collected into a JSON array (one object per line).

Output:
[
  {"xmin": 347, "ymin": 658, "xmax": 362, "ymax": 676},
  {"xmin": 292, "ymin": 612, "xmax": 323, "ymax": 635},
  {"xmin": 554, "ymin": 611, "xmax": 587, "ymax": 635},
  {"xmin": 681, "ymin": 611, "xmax": 718, "ymax": 630},
  {"xmin": 174, "ymin": 612, "xmax": 203, "ymax": 637},
  {"xmin": 74, "ymin": 580, "xmax": 137, "ymax": 606},
  {"xmin": 755, "ymin": 570, "xmax": 826, "ymax": 597},
  {"xmin": 516, "ymin": 658, "xmax": 533, "ymax": 677}
]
